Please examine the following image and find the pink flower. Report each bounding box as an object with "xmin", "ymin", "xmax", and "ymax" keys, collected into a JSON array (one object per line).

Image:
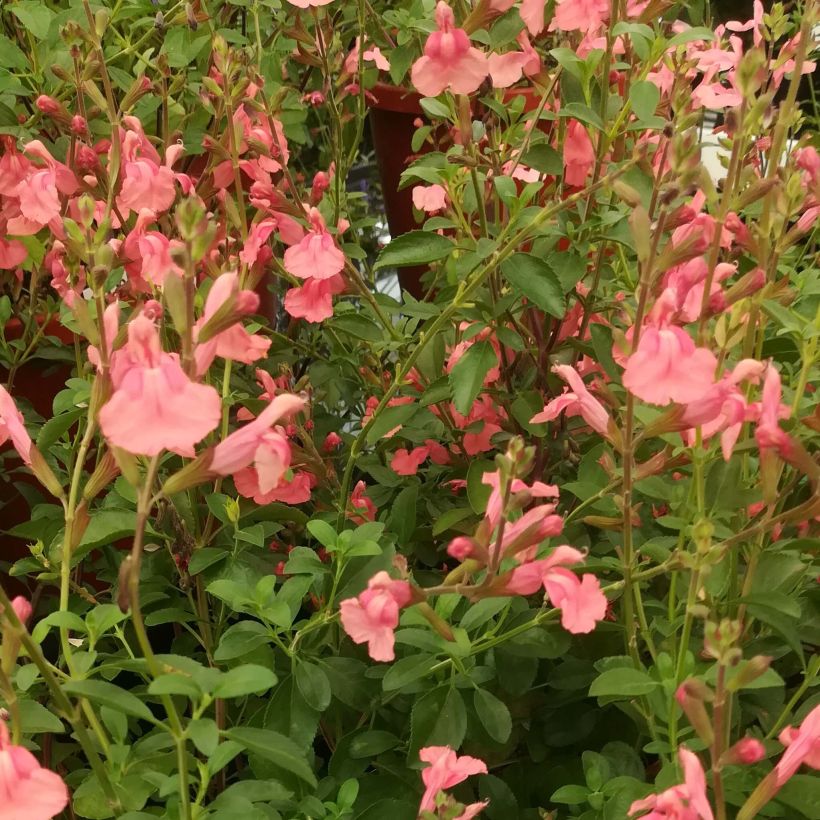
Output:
[
  {"xmin": 622, "ymin": 326, "xmax": 718, "ymax": 406},
  {"xmin": 11, "ymin": 596, "xmax": 32, "ymax": 624},
  {"xmin": 235, "ymin": 468, "xmax": 313, "ymax": 504},
  {"xmin": 754, "ymin": 366, "xmax": 793, "ymax": 459},
  {"xmin": 489, "ymin": 31, "xmax": 541, "ymax": 87},
  {"xmin": 549, "ymin": 0, "xmax": 609, "ymax": 33},
  {"xmin": 520, "ymin": 0, "xmax": 546, "ymax": 35},
  {"xmin": 775, "ymin": 704, "xmax": 820, "ymax": 784},
  {"xmin": 284, "ymin": 275, "xmax": 345, "ymax": 323},
  {"xmin": 505, "ymin": 546, "xmax": 606, "ymax": 634},
  {"xmin": 419, "ymin": 746, "xmax": 487, "ymax": 813},
  {"xmin": 412, "ymin": 184, "xmax": 448, "ymax": 213},
  {"xmin": 283, "ymin": 208, "xmax": 345, "ymax": 280},
  {"xmin": 410, "ymin": 2, "xmax": 488, "ymax": 98},
  {"xmin": 0, "ymin": 720, "xmax": 69, "ymax": 820},
  {"xmin": 99, "ymin": 313, "xmax": 222, "ymax": 456},
  {"xmin": 344, "ymin": 37, "xmax": 390, "ymax": 74},
  {"xmin": 194, "ymin": 273, "xmax": 271, "ymax": 374},
  {"xmin": 531, "ymin": 364, "xmax": 611, "ymax": 436},
  {"xmin": 0, "ymin": 385, "xmax": 32, "ymax": 465},
  {"xmin": 0, "ymin": 239, "xmax": 27, "ymax": 269},
  {"xmin": 87, "ymin": 301, "xmax": 120, "ymax": 373},
  {"xmin": 629, "ymin": 747, "xmax": 714, "ymax": 820},
  {"xmin": 390, "ymin": 446, "xmax": 430, "ymax": 476},
  {"xmin": 211, "ymin": 394, "xmax": 305, "ymax": 490},
  {"xmin": 117, "ymin": 124, "xmax": 180, "ymax": 216},
  {"xmin": 349, "ymin": 480, "xmax": 377, "ymax": 523},
  {"xmin": 339, "ymin": 571, "xmax": 413, "ymax": 661},
  {"xmin": 563, "ymin": 120, "xmax": 595, "ymax": 187},
  {"xmin": 286, "ymin": 0, "xmax": 334, "ymax": 7}
]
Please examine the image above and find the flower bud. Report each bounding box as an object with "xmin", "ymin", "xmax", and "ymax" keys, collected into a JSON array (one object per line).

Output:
[
  {"xmin": 323, "ymin": 432, "xmax": 342, "ymax": 453},
  {"xmin": 729, "ymin": 655, "xmax": 772, "ymax": 691},
  {"xmin": 723, "ymin": 737, "xmax": 766, "ymax": 766},
  {"xmin": 11, "ymin": 596, "xmax": 32, "ymax": 626},
  {"xmin": 676, "ymin": 680, "xmax": 715, "ymax": 746},
  {"xmin": 447, "ymin": 536, "xmax": 476, "ymax": 562}
]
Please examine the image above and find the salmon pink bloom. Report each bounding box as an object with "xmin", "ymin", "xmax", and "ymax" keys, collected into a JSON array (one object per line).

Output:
[
  {"xmin": 532, "ymin": 364, "xmax": 611, "ymax": 436},
  {"xmin": 0, "ymin": 239, "xmax": 26, "ymax": 269},
  {"xmin": 117, "ymin": 124, "xmax": 182, "ymax": 216},
  {"xmin": 0, "ymin": 720, "xmax": 69, "ymax": 820},
  {"xmin": 284, "ymin": 274, "xmax": 345, "ymax": 323},
  {"xmin": 323, "ymin": 432, "xmax": 342, "ymax": 452},
  {"xmin": 622, "ymin": 326, "xmax": 717, "ymax": 406},
  {"xmin": 754, "ymin": 366, "xmax": 794, "ymax": 459},
  {"xmin": 286, "ymin": 0, "xmax": 334, "ymax": 6},
  {"xmin": 99, "ymin": 313, "xmax": 221, "ymax": 456},
  {"xmin": 775, "ymin": 704, "xmax": 820, "ymax": 784},
  {"xmin": 412, "ymin": 184, "xmax": 448, "ymax": 213},
  {"xmin": 419, "ymin": 746, "xmax": 487, "ymax": 813},
  {"xmin": 283, "ymin": 208, "xmax": 345, "ymax": 280},
  {"xmin": 629, "ymin": 747, "xmax": 714, "ymax": 820},
  {"xmin": 390, "ymin": 446, "xmax": 430, "ymax": 476},
  {"xmin": 339, "ymin": 571, "xmax": 413, "ymax": 661},
  {"xmin": 550, "ymin": 0, "xmax": 609, "ymax": 33},
  {"xmin": 87, "ymin": 301, "xmax": 121, "ymax": 373},
  {"xmin": 344, "ymin": 37, "xmax": 390, "ymax": 74},
  {"xmin": 505, "ymin": 546, "xmax": 606, "ymax": 634},
  {"xmin": 0, "ymin": 385, "xmax": 32, "ymax": 465},
  {"xmin": 350, "ymin": 480, "xmax": 377, "ymax": 523},
  {"xmin": 520, "ymin": 0, "xmax": 546, "ymax": 35},
  {"xmin": 235, "ymin": 468, "xmax": 314, "ymax": 505},
  {"xmin": 488, "ymin": 33, "xmax": 541, "ymax": 87},
  {"xmin": 194, "ymin": 272, "xmax": 271, "ymax": 374},
  {"xmin": 563, "ymin": 120, "xmax": 595, "ymax": 187},
  {"xmin": 210, "ymin": 394, "xmax": 305, "ymax": 490},
  {"xmin": 410, "ymin": 2, "xmax": 488, "ymax": 98}
]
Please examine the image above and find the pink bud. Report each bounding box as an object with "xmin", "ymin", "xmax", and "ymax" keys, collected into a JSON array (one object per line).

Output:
[
  {"xmin": 36, "ymin": 95, "xmax": 60, "ymax": 115},
  {"xmin": 71, "ymin": 115, "xmax": 89, "ymax": 136},
  {"xmin": 11, "ymin": 596, "xmax": 32, "ymax": 625},
  {"xmin": 730, "ymin": 737, "xmax": 766, "ymax": 765},
  {"xmin": 447, "ymin": 536, "xmax": 475, "ymax": 561},
  {"xmin": 323, "ymin": 432, "xmax": 342, "ymax": 452}
]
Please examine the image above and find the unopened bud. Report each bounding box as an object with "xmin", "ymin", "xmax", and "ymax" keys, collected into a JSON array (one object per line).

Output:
[
  {"xmin": 729, "ymin": 655, "xmax": 772, "ymax": 691},
  {"xmin": 11, "ymin": 596, "xmax": 32, "ymax": 625},
  {"xmin": 117, "ymin": 556, "xmax": 133, "ymax": 613},
  {"xmin": 723, "ymin": 737, "xmax": 766, "ymax": 766},
  {"xmin": 447, "ymin": 536, "xmax": 476, "ymax": 562},
  {"xmin": 676, "ymin": 680, "xmax": 714, "ymax": 745},
  {"xmin": 28, "ymin": 446, "xmax": 65, "ymax": 499}
]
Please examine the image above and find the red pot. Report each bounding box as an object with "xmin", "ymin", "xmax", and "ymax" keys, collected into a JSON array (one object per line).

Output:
[{"xmin": 368, "ymin": 83, "xmax": 550, "ymax": 298}]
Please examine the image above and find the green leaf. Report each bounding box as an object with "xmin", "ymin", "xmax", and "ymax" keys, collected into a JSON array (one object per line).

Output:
[
  {"xmin": 148, "ymin": 674, "xmax": 202, "ymax": 699},
  {"xmin": 466, "ymin": 459, "xmax": 495, "ymax": 515},
  {"xmin": 629, "ymin": 80, "xmax": 661, "ymax": 121},
  {"xmin": 558, "ymin": 102, "xmax": 605, "ymax": 131},
  {"xmin": 666, "ymin": 27, "xmax": 715, "ymax": 48},
  {"xmin": 188, "ymin": 548, "xmax": 228, "ymax": 575},
  {"xmin": 589, "ymin": 668, "xmax": 659, "ymax": 699},
  {"xmin": 307, "ymin": 519, "xmax": 337, "ymax": 549},
  {"xmin": 366, "ymin": 403, "xmax": 417, "ymax": 443},
  {"xmin": 63, "ymin": 680, "xmax": 154, "ymax": 721},
  {"xmin": 473, "ymin": 689, "xmax": 512, "ymax": 743},
  {"xmin": 409, "ymin": 686, "xmax": 467, "ymax": 757},
  {"xmin": 374, "ymin": 231, "xmax": 454, "ymax": 270},
  {"xmin": 10, "ymin": 2, "xmax": 54, "ymax": 39},
  {"xmin": 213, "ymin": 664, "xmax": 278, "ymax": 699},
  {"xmin": 551, "ymin": 785, "xmax": 590, "ymax": 804},
  {"xmin": 521, "ymin": 143, "xmax": 562, "ymax": 175},
  {"xmin": 226, "ymin": 727, "xmax": 317, "ymax": 787},
  {"xmin": 189, "ymin": 718, "xmax": 220, "ymax": 756},
  {"xmin": 389, "ymin": 484, "xmax": 418, "ymax": 543},
  {"xmin": 294, "ymin": 661, "xmax": 332, "ymax": 711},
  {"xmin": 382, "ymin": 655, "xmax": 438, "ymax": 692},
  {"xmin": 449, "ymin": 340, "xmax": 497, "ymax": 415},
  {"xmin": 17, "ymin": 699, "xmax": 64, "ymax": 734},
  {"xmin": 432, "ymin": 506, "xmax": 474, "ymax": 536},
  {"xmin": 331, "ymin": 313, "xmax": 384, "ymax": 342},
  {"xmin": 501, "ymin": 253, "xmax": 565, "ymax": 318},
  {"xmin": 349, "ymin": 730, "xmax": 400, "ymax": 758}
]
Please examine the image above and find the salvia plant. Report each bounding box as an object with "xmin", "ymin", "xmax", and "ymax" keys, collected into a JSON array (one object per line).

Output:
[{"xmin": 0, "ymin": 0, "xmax": 818, "ymax": 818}]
